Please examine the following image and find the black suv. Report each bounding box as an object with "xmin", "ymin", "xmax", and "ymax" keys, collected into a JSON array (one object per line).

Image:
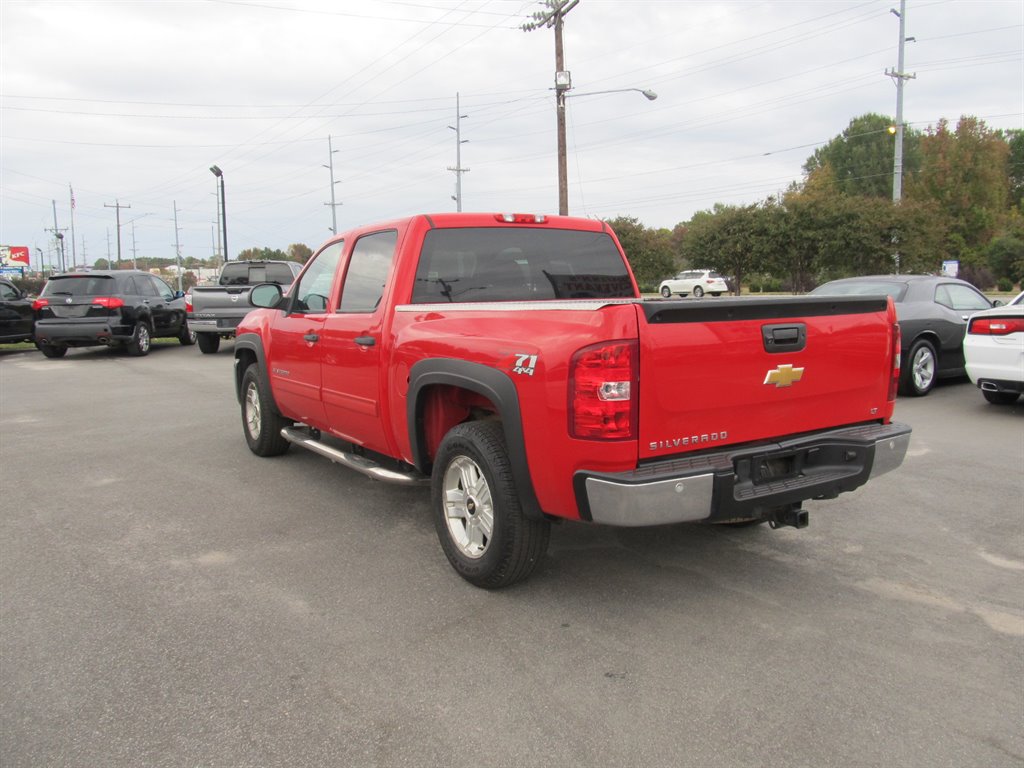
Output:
[
  {"xmin": 33, "ymin": 271, "xmax": 195, "ymax": 358},
  {"xmin": 0, "ymin": 277, "xmax": 34, "ymax": 343}
]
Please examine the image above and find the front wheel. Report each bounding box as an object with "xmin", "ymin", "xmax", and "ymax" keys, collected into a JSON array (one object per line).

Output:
[
  {"xmin": 197, "ymin": 333, "xmax": 220, "ymax": 354},
  {"xmin": 432, "ymin": 422, "xmax": 550, "ymax": 589},
  {"xmin": 693, "ymin": 286, "xmax": 705, "ymax": 298},
  {"xmin": 126, "ymin": 322, "xmax": 151, "ymax": 356},
  {"xmin": 982, "ymin": 389, "xmax": 1020, "ymax": 405},
  {"xmin": 660, "ymin": 285, "xmax": 672, "ymax": 298},
  {"xmin": 241, "ymin": 365, "xmax": 291, "ymax": 456},
  {"xmin": 899, "ymin": 339, "xmax": 937, "ymax": 396}
]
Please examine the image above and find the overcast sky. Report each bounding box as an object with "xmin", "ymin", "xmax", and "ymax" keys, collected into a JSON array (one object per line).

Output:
[{"xmin": 1, "ymin": 0, "xmax": 1021, "ymax": 270}]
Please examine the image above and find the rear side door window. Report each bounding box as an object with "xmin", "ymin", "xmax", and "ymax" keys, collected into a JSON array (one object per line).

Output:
[{"xmin": 338, "ymin": 231, "xmax": 397, "ymax": 313}]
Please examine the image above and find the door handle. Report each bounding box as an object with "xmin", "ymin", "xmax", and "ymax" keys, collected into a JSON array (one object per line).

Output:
[
  {"xmin": 354, "ymin": 336, "xmax": 376, "ymax": 347},
  {"xmin": 304, "ymin": 333, "xmax": 319, "ymax": 343}
]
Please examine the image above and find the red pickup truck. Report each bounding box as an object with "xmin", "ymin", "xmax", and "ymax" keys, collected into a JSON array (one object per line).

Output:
[{"xmin": 234, "ymin": 213, "xmax": 911, "ymax": 588}]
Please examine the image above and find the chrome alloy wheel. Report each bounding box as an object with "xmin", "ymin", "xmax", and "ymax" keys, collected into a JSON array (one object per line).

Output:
[
  {"xmin": 442, "ymin": 456, "xmax": 494, "ymax": 559},
  {"xmin": 911, "ymin": 344, "xmax": 935, "ymax": 392},
  {"xmin": 137, "ymin": 325, "xmax": 151, "ymax": 353},
  {"xmin": 244, "ymin": 381, "xmax": 262, "ymax": 440}
]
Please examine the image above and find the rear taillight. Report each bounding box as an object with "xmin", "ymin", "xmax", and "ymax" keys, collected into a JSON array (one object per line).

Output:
[
  {"xmin": 569, "ymin": 340, "xmax": 637, "ymax": 439},
  {"xmin": 31, "ymin": 298, "xmax": 49, "ymax": 310},
  {"xmin": 888, "ymin": 323, "xmax": 901, "ymax": 402},
  {"xmin": 92, "ymin": 297, "xmax": 125, "ymax": 309},
  {"xmin": 185, "ymin": 294, "xmax": 193, "ymax": 313},
  {"xmin": 969, "ymin": 317, "xmax": 1024, "ymax": 336}
]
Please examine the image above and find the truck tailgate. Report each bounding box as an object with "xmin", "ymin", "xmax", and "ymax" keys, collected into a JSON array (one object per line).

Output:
[{"xmin": 637, "ymin": 296, "xmax": 895, "ymax": 461}]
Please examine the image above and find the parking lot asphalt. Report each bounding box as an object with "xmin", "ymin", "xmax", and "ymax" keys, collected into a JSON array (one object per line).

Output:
[{"xmin": 1, "ymin": 342, "xmax": 1022, "ymax": 768}]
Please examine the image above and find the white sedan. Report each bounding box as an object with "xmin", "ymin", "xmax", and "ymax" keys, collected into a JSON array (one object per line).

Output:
[
  {"xmin": 658, "ymin": 269, "xmax": 729, "ymax": 298},
  {"xmin": 964, "ymin": 291, "xmax": 1024, "ymax": 405}
]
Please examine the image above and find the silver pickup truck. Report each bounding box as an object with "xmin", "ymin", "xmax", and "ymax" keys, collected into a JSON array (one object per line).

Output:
[{"xmin": 187, "ymin": 260, "xmax": 301, "ymax": 353}]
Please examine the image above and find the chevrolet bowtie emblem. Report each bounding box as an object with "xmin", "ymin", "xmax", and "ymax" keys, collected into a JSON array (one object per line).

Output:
[{"xmin": 764, "ymin": 364, "xmax": 805, "ymax": 387}]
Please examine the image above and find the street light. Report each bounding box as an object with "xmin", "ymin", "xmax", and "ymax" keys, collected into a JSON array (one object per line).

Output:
[
  {"xmin": 209, "ymin": 165, "xmax": 228, "ymax": 261},
  {"xmin": 556, "ymin": 86, "xmax": 658, "ymax": 216}
]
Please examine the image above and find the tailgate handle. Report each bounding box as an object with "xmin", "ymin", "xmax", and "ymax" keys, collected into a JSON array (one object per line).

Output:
[{"xmin": 762, "ymin": 323, "xmax": 806, "ymax": 353}]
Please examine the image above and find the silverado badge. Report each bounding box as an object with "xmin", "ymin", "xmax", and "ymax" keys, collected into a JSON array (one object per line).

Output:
[{"xmin": 764, "ymin": 364, "xmax": 804, "ymax": 388}]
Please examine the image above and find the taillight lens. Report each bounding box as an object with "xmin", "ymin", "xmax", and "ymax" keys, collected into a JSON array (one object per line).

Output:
[
  {"xmin": 31, "ymin": 298, "xmax": 49, "ymax": 310},
  {"xmin": 494, "ymin": 213, "xmax": 547, "ymax": 224},
  {"xmin": 569, "ymin": 340, "xmax": 638, "ymax": 439},
  {"xmin": 92, "ymin": 297, "xmax": 125, "ymax": 309},
  {"xmin": 185, "ymin": 294, "xmax": 193, "ymax": 312},
  {"xmin": 888, "ymin": 323, "xmax": 901, "ymax": 402},
  {"xmin": 969, "ymin": 317, "xmax": 1024, "ymax": 336}
]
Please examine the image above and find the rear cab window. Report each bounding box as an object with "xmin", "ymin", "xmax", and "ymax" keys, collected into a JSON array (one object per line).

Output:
[{"xmin": 411, "ymin": 227, "xmax": 634, "ymax": 303}]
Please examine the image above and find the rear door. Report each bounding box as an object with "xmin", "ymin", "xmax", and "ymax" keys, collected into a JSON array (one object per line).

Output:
[
  {"xmin": 636, "ymin": 296, "xmax": 895, "ymax": 461},
  {"xmin": 320, "ymin": 229, "xmax": 398, "ymax": 454}
]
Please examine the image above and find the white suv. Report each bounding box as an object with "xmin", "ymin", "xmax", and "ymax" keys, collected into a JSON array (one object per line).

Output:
[{"xmin": 658, "ymin": 269, "xmax": 729, "ymax": 298}]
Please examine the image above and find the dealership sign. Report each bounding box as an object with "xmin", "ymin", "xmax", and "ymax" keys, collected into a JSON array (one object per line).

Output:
[{"xmin": 1, "ymin": 245, "xmax": 30, "ymax": 268}]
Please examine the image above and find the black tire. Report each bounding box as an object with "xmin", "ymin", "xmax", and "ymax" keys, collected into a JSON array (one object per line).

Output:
[
  {"xmin": 660, "ymin": 285, "xmax": 672, "ymax": 298},
  {"xmin": 693, "ymin": 286, "xmax": 705, "ymax": 298},
  {"xmin": 126, "ymin": 322, "xmax": 151, "ymax": 357},
  {"xmin": 899, "ymin": 338, "xmax": 937, "ymax": 397},
  {"xmin": 982, "ymin": 389, "xmax": 1020, "ymax": 405},
  {"xmin": 38, "ymin": 344, "xmax": 67, "ymax": 359},
  {"xmin": 178, "ymin": 323, "xmax": 197, "ymax": 346},
  {"xmin": 710, "ymin": 292, "xmax": 722, "ymax": 297},
  {"xmin": 432, "ymin": 421, "xmax": 550, "ymax": 589},
  {"xmin": 241, "ymin": 364, "xmax": 291, "ymax": 456},
  {"xmin": 197, "ymin": 333, "xmax": 220, "ymax": 354}
]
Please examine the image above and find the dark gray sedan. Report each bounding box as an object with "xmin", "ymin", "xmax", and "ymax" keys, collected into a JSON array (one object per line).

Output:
[{"xmin": 810, "ymin": 274, "xmax": 999, "ymax": 396}]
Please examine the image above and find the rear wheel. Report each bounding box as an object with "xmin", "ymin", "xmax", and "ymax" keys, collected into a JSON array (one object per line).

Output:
[
  {"xmin": 178, "ymin": 324, "xmax": 197, "ymax": 345},
  {"xmin": 432, "ymin": 421, "xmax": 550, "ymax": 589},
  {"xmin": 241, "ymin": 364, "xmax": 291, "ymax": 456},
  {"xmin": 126, "ymin": 322, "xmax": 151, "ymax": 356},
  {"xmin": 982, "ymin": 389, "xmax": 1020, "ymax": 405},
  {"xmin": 38, "ymin": 344, "xmax": 67, "ymax": 359},
  {"xmin": 197, "ymin": 333, "xmax": 220, "ymax": 354},
  {"xmin": 899, "ymin": 339, "xmax": 936, "ymax": 396},
  {"xmin": 660, "ymin": 286, "xmax": 672, "ymax": 298},
  {"xmin": 693, "ymin": 286, "xmax": 705, "ymax": 298}
]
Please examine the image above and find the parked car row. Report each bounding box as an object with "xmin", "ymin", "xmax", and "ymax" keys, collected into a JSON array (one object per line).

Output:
[{"xmin": 6, "ymin": 269, "xmax": 1023, "ymax": 407}]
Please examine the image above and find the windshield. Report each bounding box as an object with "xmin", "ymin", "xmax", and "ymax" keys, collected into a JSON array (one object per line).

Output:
[
  {"xmin": 412, "ymin": 227, "xmax": 634, "ymax": 303},
  {"xmin": 810, "ymin": 280, "xmax": 907, "ymax": 302},
  {"xmin": 41, "ymin": 275, "xmax": 115, "ymax": 297}
]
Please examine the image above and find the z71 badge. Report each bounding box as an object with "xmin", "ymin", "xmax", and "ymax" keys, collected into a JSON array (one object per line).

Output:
[{"xmin": 512, "ymin": 354, "xmax": 538, "ymax": 376}]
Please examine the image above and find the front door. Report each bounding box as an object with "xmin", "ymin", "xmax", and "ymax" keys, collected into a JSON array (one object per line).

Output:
[
  {"xmin": 320, "ymin": 229, "xmax": 398, "ymax": 454},
  {"xmin": 268, "ymin": 241, "xmax": 344, "ymax": 427}
]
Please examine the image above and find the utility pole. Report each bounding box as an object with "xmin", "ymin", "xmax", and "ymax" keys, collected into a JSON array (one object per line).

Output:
[
  {"xmin": 69, "ymin": 185, "xmax": 77, "ymax": 269},
  {"xmin": 104, "ymin": 199, "xmax": 131, "ymax": 268},
  {"xmin": 106, "ymin": 228, "xmax": 112, "ymax": 267},
  {"xmin": 886, "ymin": 0, "xmax": 916, "ymax": 204},
  {"xmin": 324, "ymin": 135, "xmax": 342, "ymax": 234},
  {"xmin": 447, "ymin": 93, "xmax": 470, "ymax": 212},
  {"xmin": 173, "ymin": 201, "xmax": 183, "ymax": 292},
  {"xmin": 523, "ymin": 0, "xmax": 579, "ymax": 216},
  {"xmin": 130, "ymin": 220, "xmax": 139, "ymax": 270},
  {"xmin": 46, "ymin": 200, "xmax": 68, "ymax": 272},
  {"xmin": 886, "ymin": 0, "xmax": 916, "ymax": 275}
]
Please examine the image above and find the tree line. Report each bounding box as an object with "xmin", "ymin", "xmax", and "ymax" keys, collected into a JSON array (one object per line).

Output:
[{"xmin": 611, "ymin": 114, "xmax": 1023, "ymax": 293}]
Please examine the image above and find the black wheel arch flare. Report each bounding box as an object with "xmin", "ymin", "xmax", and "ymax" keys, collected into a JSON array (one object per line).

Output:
[{"xmin": 408, "ymin": 358, "xmax": 544, "ymax": 520}]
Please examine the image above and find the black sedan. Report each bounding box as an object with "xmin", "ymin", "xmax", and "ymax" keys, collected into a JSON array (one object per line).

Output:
[{"xmin": 809, "ymin": 274, "xmax": 999, "ymax": 396}]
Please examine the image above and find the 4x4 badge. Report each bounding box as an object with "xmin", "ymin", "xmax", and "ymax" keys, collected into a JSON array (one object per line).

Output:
[{"xmin": 764, "ymin": 364, "xmax": 804, "ymax": 387}]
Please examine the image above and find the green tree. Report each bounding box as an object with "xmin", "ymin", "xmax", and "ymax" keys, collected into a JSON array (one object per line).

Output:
[
  {"xmin": 986, "ymin": 235, "xmax": 1024, "ymax": 285},
  {"xmin": 237, "ymin": 247, "xmax": 289, "ymax": 261},
  {"xmin": 287, "ymin": 243, "xmax": 313, "ymax": 264},
  {"xmin": 1006, "ymin": 129, "xmax": 1024, "ymax": 211},
  {"xmin": 804, "ymin": 113, "xmax": 919, "ymax": 199},
  {"xmin": 906, "ymin": 116, "xmax": 1010, "ymax": 262},
  {"xmin": 682, "ymin": 204, "xmax": 763, "ymax": 293},
  {"xmin": 604, "ymin": 216, "xmax": 675, "ymax": 290}
]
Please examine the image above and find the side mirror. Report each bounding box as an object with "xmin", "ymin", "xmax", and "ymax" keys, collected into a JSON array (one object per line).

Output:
[
  {"xmin": 992, "ymin": 299, "xmax": 1004, "ymax": 307},
  {"xmin": 173, "ymin": 290, "xmax": 185, "ymax": 299},
  {"xmin": 250, "ymin": 282, "xmax": 284, "ymax": 309}
]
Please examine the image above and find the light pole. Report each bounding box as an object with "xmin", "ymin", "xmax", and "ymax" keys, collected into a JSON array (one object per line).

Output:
[
  {"xmin": 447, "ymin": 92, "xmax": 469, "ymax": 212},
  {"xmin": 210, "ymin": 165, "xmax": 228, "ymax": 261},
  {"xmin": 558, "ymin": 87, "xmax": 658, "ymax": 215},
  {"xmin": 324, "ymin": 136, "xmax": 341, "ymax": 234}
]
